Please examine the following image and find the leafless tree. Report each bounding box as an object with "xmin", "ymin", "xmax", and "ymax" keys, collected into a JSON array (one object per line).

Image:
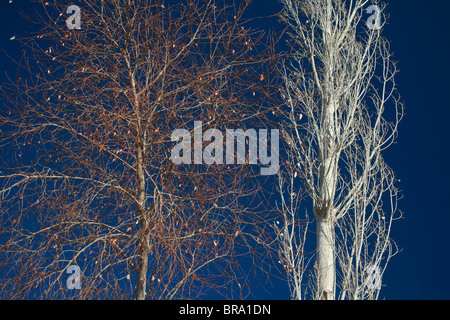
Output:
[
  {"xmin": 275, "ymin": 0, "xmax": 403, "ymax": 300},
  {"xmin": 0, "ymin": 0, "xmax": 279, "ymax": 299}
]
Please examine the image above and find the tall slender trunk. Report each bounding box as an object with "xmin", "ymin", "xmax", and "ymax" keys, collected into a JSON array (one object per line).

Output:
[
  {"xmin": 315, "ymin": 87, "xmax": 338, "ymax": 299},
  {"xmin": 316, "ymin": 0, "xmax": 338, "ymax": 293},
  {"xmin": 135, "ymin": 138, "xmax": 149, "ymax": 300}
]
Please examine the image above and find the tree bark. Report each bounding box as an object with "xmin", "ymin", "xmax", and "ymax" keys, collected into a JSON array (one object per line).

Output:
[
  {"xmin": 314, "ymin": 86, "xmax": 339, "ymax": 298},
  {"xmin": 136, "ymin": 238, "xmax": 150, "ymax": 300},
  {"xmin": 315, "ymin": 217, "xmax": 335, "ymax": 300},
  {"xmin": 135, "ymin": 138, "xmax": 149, "ymax": 300},
  {"xmin": 314, "ymin": 93, "xmax": 338, "ymax": 299}
]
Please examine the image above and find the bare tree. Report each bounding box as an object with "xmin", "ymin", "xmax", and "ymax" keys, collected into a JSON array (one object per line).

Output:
[
  {"xmin": 0, "ymin": 0, "xmax": 278, "ymax": 299},
  {"xmin": 276, "ymin": 0, "xmax": 403, "ymax": 300}
]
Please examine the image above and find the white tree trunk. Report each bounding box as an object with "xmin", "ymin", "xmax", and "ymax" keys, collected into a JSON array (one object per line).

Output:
[
  {"xmin": 316, "ymin": 218, "xmax": 335, "ymax": 300},
  {"xmin": 314, "ymin": 93, "xmax": 338, "ymax": 299}
]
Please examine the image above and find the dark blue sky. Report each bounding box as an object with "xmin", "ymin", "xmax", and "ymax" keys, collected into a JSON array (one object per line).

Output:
[
  {"xmin": 1, "ymin": 1, "xmax": 449, "ymax": 300},
  {"xmin": 380, "ymin": 1, "xmax": 450, "ymax": 300}
]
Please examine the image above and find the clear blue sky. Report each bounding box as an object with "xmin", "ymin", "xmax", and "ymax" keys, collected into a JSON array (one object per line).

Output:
[{"xmin": 1, "ymin": 0, "xmax": 449, "ymax": 300}]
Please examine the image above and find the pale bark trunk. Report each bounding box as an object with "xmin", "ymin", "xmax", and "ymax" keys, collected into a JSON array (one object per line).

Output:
[
  {"xmin": 315, "ymin": 91, "xmax": 338, "ymax": 299},
  {"xmin": 316, "ymin": 218, "xmax": 335, "ymax": 300}
]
